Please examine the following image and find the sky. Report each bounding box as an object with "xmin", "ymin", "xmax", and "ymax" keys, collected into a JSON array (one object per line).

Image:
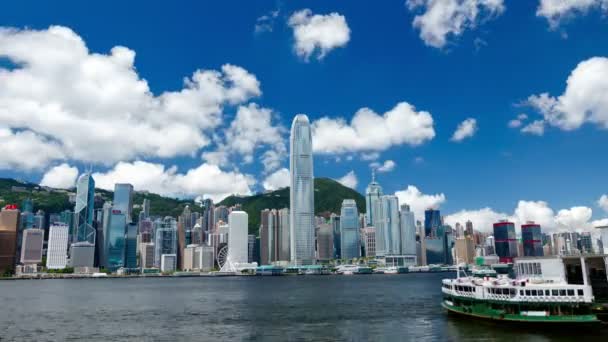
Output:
[{"xmin": 1, "ymin": 0, "xmax": 608, "ymax": 233}]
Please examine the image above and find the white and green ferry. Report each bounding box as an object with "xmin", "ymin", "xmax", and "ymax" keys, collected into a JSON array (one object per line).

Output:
[{"xmin": 442, "ymin": 255, "xmax": 608, "ymax": 324}]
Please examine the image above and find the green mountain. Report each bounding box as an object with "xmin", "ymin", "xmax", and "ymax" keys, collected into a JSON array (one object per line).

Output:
[{"xmin": 219, "ymin": 177, "xmax": 365, "ymax": 235}]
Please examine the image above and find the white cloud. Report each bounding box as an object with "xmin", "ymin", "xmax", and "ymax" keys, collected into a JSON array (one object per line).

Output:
[
  {"xmin": 537, "ymin": 0, "xmax": 608, "ymax": 28},
  {"xmin": 371, "ymin": 160, "xmax": 396, "ymax": 173},
  {"xmin": 0, "ymin": 26, "xmax": 261, "ymax": 170},
  {"xmin": 288, "ymin": 9, "xmax": 351, "ymax": 61},
  {"xmin": 92, "ymin": 161, "xmax": 254, "ymax": 202},
  {"xmin": 451, "ymin": 118, "xmax": 477, "ymax": 142},
  {"xmin": 0, "ymin": 128, "xmax": 65, "ymax": 170},
  {"xmin": 446, "ymin": 200, "xmax": 605, "ymax": 234},
  {"xmin": 527, "ymin": 57, "xmax": 608, "ymax": 131},
  {"xmin": 312, "ymin": 102, "xmax": 435, "ymax": 154},
  {"xmin": 508, "ymin": 113, "xmax": 528, "ymax": 128},
  {"xmin": 360, "ymin": 152, "xmax": 380, "ymax": 161},
  {"xmin": 255, "ymin": 9, "xmax": 280, "ymax": 33},
  {"xmin": 521, "ymin": 120, "xmax": 545, "ymax": 136},
  {"xmin": 598, "ymin": 194, "xmax": 608, "ymax": 213},
  {"xmin": 406, "ymin": 0, "xmax": 505, "ymax": 48},
  {"xmin": 337, "ymin": 170, "xmax": 358, "ymax": 189},
  {"xmin": 262, "ymin": 168, "xmax": 290, "ymax": 191},
  {"xmin": 39, "ymin": 163, "xmax": 79, "ymax": 189},
  {"xmin": 395, "ymin": 185, "xmax": 446, "ymax": 221}
]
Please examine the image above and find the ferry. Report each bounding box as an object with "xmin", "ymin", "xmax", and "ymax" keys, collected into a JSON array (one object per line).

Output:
[
  {"xmin": 336, "ymin": 265, "xmax": 373, "ymax": 275},
  {"xmin": 374, "ymin": 266, "xmax": 399, "ymax": 274},
  {"xmin": 441, "ymin": 255, "xmax": 608, "ymax": 324}
]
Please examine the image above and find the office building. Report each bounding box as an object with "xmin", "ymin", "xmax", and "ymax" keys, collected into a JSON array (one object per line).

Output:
[
  {"xmin": 331, "ymin": 214, "xmax": 341, "ymax": 259},
  {"xmin": 260, "ymin": 209, "xmax": 279, "ymax": 265},
  {"xmin": 47, "ymin": 223, "xmax": 69, "ymax": 269},
  {"xmin": 521, "ymin": 222, "xmax": 543, "ymax": 257},
  {"xmin": 465, "ymin": 220, "xmax": 473, "ymax": 237},
  {"xmin": 74, "ymin": 173, "xmax": 96, "ymax": 244},
  {"xmin": 0, "ymin": 205, "xmax": 19, "ymax": 274},
  {"xmin": 142, "ymin": 198, "xmax": 150, "ymax": 219},
  {"xmin": 365, "ymin": 170, "xmax": 383, "ymax": 227},
  {"xmin": 125, "ymin": 223, "xmax": 137, "ymax": 268},
  {"xmin": 289, "ymin": 114, "xmax": 315, "ymax": 266},
  {"xmin": 214, "ymin": 206, "xmax": 229, "ymax": 230},
  {"xmin": 493, "ymin": 221, "xmax": 518, "ymax": 263},
  {"xmin": 220, "ymin": 211, "xmax": 250, "ymax": 272},
  {"xmin": 340, "ymin": 199, "xmax": 360, "ymax": 260},
  {"xmin": 154, "ymin": 218, "xmax": 177, "ymax": 268},
  {"xmin": 363, "ymin": 227, "xmax": 376, "ymax": 257},
  {"xmin": 140, "ymin": 242, "xmax": 155, "ymax": 269},
  {"xmin": 20, "ymin": 228, "xmax": 44, "ymax": 264},
  {"xmin": 316, "ymin": 223, "xmax": 333, "ymax": 261},
  {"xmin": 278, "ymin": 208, "xmax": 290, "ymax": 262},
  {"xmin": 424, "ymin": 209, "xmax": 441, "ymax": 237},
  {"xmin": 399, "ymin": 204, "xmax": 416, "ymax": 256},
  {"xmin": 373, "ymin": 195, "xmax": 400, "ymax": 256},
  {"xmin": 71, "ymin": 242, "xmax": 95, "ymax": 268},
  {"xmin": 455, "ymin": 237, "xmax": 475, "ymax": 264},
  {"xmin": 160, "ymin": 254, "xmax": 177, "ymax": 273},
  {"xmin": 113, "ymin": 184, "xmax": 134, "ymax": 223},
  {"xmin": 105, "ymin": 210, "xmax": 126, "ymax": 271}
]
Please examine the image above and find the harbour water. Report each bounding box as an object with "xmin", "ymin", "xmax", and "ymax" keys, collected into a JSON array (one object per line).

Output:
[{"xmin": 0, "ymin": 273, "xmax": 606, "ymax": 341}]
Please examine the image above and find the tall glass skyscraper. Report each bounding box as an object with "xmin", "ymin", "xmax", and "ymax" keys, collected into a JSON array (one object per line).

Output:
[
  {"xmin": 113, "ymin": 184, "xmax": 134, "ymax": 223},
  {"xmin": 424, "ymin": 209, "xmax": 441, "ymax": 237},
  {"xmin": 373, "ymin": 195, "xmax": 400, "ymax": 256},
  {"xmin": 289, "ymin": 114, "xmax": 315, "ymax": 265},
  {"xmin": 74, "ymin": 173, "xmax": 95, "ymax": 244},
  {"xmin": 493, "ymin": 221, "xmax": 518, "ymax": 263},
  {"xmin": 522, "ymin": 222, "xmax": 543, "ymax": 257},
  {"xmin": 365, "ymin": 170, "xmax": 382, "ymax": 227},
  {"xmin": 340, "ymin": 199, "xmax": 360, "ymax": 260},
  {"xmin": 155, "ymin": 217, "xmax": 177, "ymax": 268},
  {"xmin": 105, "ymin": 210, "xmax": 126, "ymax": 271},
  {"xmin": 399, "ymin": 204, "xmax": 416, "ymax": 256}
]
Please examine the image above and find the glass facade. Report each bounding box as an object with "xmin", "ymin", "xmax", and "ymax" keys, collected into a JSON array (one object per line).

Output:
[
  {"xmin": 340, "ymin": 199, "xmax": 360, "ymax": 260},
  {"xmin": 154, "ymin": 218, "xmax": 177, "ymax": 267},
  {"xmin": 365, "ymin": 171, "xmax": 382, "ymax": 227},
  {"xmin": 493, "ymin": 221, "xmax": 518, "ymax": 262},
  {"xmin": 105, "ymin": 211, "xmax": 126, "ymax": 271},
  {"xmin": 373, "ymin": 195, "xmax": 400, "ymax": 256},
  {"xmin": 399, "ymin": 205, "xmax": 416, "ymax": 255},
  {"xmin": 424, "ymin": 209, "xmax": 441, "ymax": 237},
  {"xmin": 113, "ymin": 184, "xmax": 134, "ymax": 223},
  {"xmin": 74, "ymin": 173, "xmax": 95, "ymax": 244},
  {"xmin": 331, "ymin": 214, "xmax": 341, "ymax": 259},
  {"xmin": 125, "ymin": 223, "xmax": 137, "ymax": 268},
  {"xmin": 289, "ymin": 115, "xmax": 315, "ymax": 265},
  {"xmin": 522, "ymin": 223, "xmax": 543, "ymax": 257}
]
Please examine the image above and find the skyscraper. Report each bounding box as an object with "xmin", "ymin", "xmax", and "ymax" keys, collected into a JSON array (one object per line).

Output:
[
  {"xmin": 220, "ymin": 210, "xmax": 249, "ymax": 272},
  {"xmin": 125, "ymin": 223, "xmax": 137, "ymax": 268},
  {"xmin": 113, "ymin": 183, "xmax": 134, "ymax": 223},
  {"xmin": 316, "ymin": 223, "xmax": 333, "ymax": 261},
  {"xmin": 142, "ymin": 198, "xmax": 150, "ymax": 219},
  {"xmin": 74, "ymin": 173, "xmax": 95, "ymax": 244},
  {"xmin": 363, "ymin": 227, "xmax": 376, "ymax": 257},
  {"xmin": 493, "ymin": 221, "xmax": 518, "ymax": 263},
  {"xmin": 330, "ymin": 213, "xmax": 341, "ymax": 259},
  {"xmin": 399, "ymin": 204, "xmax": 416, "ymax": 256},
  {"xmin": 46, "ymin": 223, "xmax": 69, "ymax": 269},
  {"xmin": 155, "ymin": 218, "xmax": 177, "ymax": 267},
  {"xmin": 424, "ymin": 209, "xmax": 441, "ymax": 237},
  {"xmin": 260, "ymin": 209, "xmax": 279, "ymax": 265},
  {"xmin": 340, "ymin": 199, "xmax": 360, "ymax": 260},
  {"xmin": 20, "ymin": 228, "xmax": 44, "ymax": 264},
  {"xmin": 365, "ymin": 170, "xmax": 383, "ymax": 227},
  {"xmin": 105, "ymin": 210, "xmax": 126, "ymax": 271},
  {"xmin": 289, "ymin": 114, "xmax": 315, "ymax": 266},
  {"xmin": 0, "ymin": 205, "xmax": 19, "ymax": 274},
  {"xmin": 278, "ymin": 208, "xmax": 290, "ymax": 262},
  {"xmin": 521, "ymin": 222, "xmax": 543, "ymax": 257},
  {"xmin": 373, "ymin": 195, "xmax": 400, "ymax": 256}
]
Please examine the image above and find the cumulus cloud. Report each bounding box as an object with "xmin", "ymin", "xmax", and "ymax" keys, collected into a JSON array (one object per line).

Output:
[
  {"xmin": 39, "ymin": 163, "xmax": 79, "ymax": 189},
  {"xmin": 598, "ymin": 194, "xmax": 608, "ymax": 213},
  {"xmin": 371, "ymin": 160, "xmax": 396, "ymax": 173},
  {"xmin": 255, "ymin": 9, "xmax": 280, "ymax": 33},
  {"xmin": 92, "ymin": 161, "xmax": 254, "ymax": 202},
  {"xmin": 508, "ymin": 113, "xmax": 528, "ymax": 128},
  {"xmin": 521, "ymin": 120, "xmax": 545, "ymax": 136},
  {"xmin": 0, "ymin": 26, "xmax": 261, "ymax": 170},
  {"xmin": 537, "ymin": 0, "xmax": 608, "ymax": 28},
  {"xmin": 406, "ymin": 0, "xmax": 505, "ymax": 48},
  {"xmin": 312, "ymin": 102, "xmax": 435, "ymax": 154},
  {"xmin": 262, "ymin": 168, "xmax": 290, "ymax": 191},
  {"xmin": 395, "ymin": 185, "xmax": 446, "ymax": 221},
  {"xmin": 337, "ymin": 170, "xmax": 358, "ymax": 189},
  {"xmin": 288, "ymin": 9, "xmax": 350, "ymax": 60},
  {"xmin": 527, "ymin": 57, "xmax": 608, "ymax": 131},
  {"xmin": 446, "ymin": 200, "xmax": 606, "ymax": 234},
  {"xmin": 360, "ymin": 152, "xmax": 380, "ymax": 161},
  {"xmin": 451, "ymin": 118, "xmax": 477, "ymax": 142},
  {"xmin": 0, "ymin": 128, "xmax": 65, "ymax": 170}
]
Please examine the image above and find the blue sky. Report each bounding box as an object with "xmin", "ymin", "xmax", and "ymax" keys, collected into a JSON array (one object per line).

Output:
[{"xmin": 1, "ymin": 1, "xmax": 608, "ymax": 231}]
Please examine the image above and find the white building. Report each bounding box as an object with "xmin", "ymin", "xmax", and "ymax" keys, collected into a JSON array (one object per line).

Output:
[
  {"xmin": 46, "ymin": 223, "xmax": 69, "ymax": 269},
  {"xmin": 160, "ymin": 254, "xmax": 177, "ymax": 273},
  {"xmin": 20, "ymin": 228, "xmax": 44, "ymax": 264},
  {"xmin": 220, "ymin": 211, "xmax": 257, "ymax": 272},
  {"xmin": 140, "ymin": 242, "xmax": 155, "ymax": 269},
  {"xmin": 290, "ymin": 114, "xmax": 315, "ymax": 266}
]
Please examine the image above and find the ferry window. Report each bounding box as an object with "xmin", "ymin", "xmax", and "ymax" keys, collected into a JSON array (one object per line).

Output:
[
  {"xmin": 510, "ymin": 289, "xmax": 516, "ymax": 296},
  {"xmin": 559, "ymin": 290, "xmax": 566, "ymax": 296},
  {"xmin": 520, "ymin": 290, "xmax": 524, "ymax": 295},
  {"xmin": 567, "ymin": 289, "xmax": 574, "ymax": 296},
  {"xmin": 531, "ymin": 290, "xmax": 537, "ymax": 296},
  {"xmin": 525, "ymin": 290, "xmax": 531, "ymax": 296},
  {"xmin": 545, "ymin": 290, "xmax": 550, "ymax": 296},
  {"xmin": 552, "ymin": 290, "xmax": 558, "ymax": 296},
  {"xmin": 578, "ymin": 289, "xmax": 583, "ymax": 296}
]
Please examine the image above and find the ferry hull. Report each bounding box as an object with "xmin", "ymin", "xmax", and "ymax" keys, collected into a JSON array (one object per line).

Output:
[{"xmin": 442, "ymin": 302, "xmax": 600, "ymax": 324}]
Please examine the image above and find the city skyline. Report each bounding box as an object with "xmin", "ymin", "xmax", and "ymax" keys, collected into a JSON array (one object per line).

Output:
[{"xmin": 0, "ymin": 1, "xmax": 607, "ymax": 236}]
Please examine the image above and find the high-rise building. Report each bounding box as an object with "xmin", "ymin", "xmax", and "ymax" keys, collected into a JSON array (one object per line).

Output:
[
  {"xmin": 105, "ymin": 210, "xmax": 126, "ymax": 271},
  {"xmin": 33, "ymin": 210, "xmax": 45, "ymax": 230},
  {"xmin": 373, "ymin": 195, "xmax": 400, "ymax": 256},
  {"xmin": 340, "ymin": 199, "xmax": 360, "ymax": 260},
  {"xmin": 399, "ymin": 204, "xmax": 416, "ymax": 256},
  {"xmin": 278, "ymin": 208, "xmax": 290, "ymax": 262},
  {"xmin": 493, "ymin": 221, "xmax": 518, "ymax": 263},
  {"xmin": 0, "ymin": 205, "xmax": 19, "ymax": 274},
  {"xmin": 140, "ymin": 242, "xmax": 155, "ymax": 269},
  {"xmin": 213, "ymin": 206, "xmax": 229, "ymax": 231},
  {"xmin": 289, "ymin": 114, "xmax": 315, "ymax": 266},
  {"xmin": 142, "ymin": 198, "xmax": 150, "ymax": 219},
  {"xmin": 178, "ymin": 205, "xmax": 194, "ymax": 269},
  {"xmin": 454, "ymin": 237, "xmax": 475, "ymax": 264},
  {"xmin": 330, "ymin": 214, "xmax": 341, "ymax": 259},
  {"xmin": 260, "ymin": 209, "xmax": 279, "ymax": 265},
  {"xmin": 70, "ymin": 242, "xmax": 95, "ymax": 268},
  {"xmin": 424, "ymin": 209, "xmax": 441, "ymax": 237},
  {"xmin": 521, "ymin": 222, "xmax": 543, "ymax": 257},
  {"xmin": 113, "ymin": 184, "xmax": 134, "ymax": 223},
  {"xmin": 465, "ymin": 220, "xmax": 474, "ymax": 237},
  {"xmin": 20, "ymin": 228, "xmax": 44, "ymax": 265},
  {"xmin": 365, "ymin": 170, "xmax": 383, "ymax": 227},
  {"xmin": 46, "ymin": 223, "xmax": 69, "ymax": 269},
  {"xmin": 316, "ymin": 223, "xmax": 333, "ymax": 261},
  {"xmin": 155, "ymin": 218, "xmax": 177, "ymax": 268},
  {"xmin": 74, "ymin": 173, "xmax": 96, "ymax": 244},
  {"xmin": 160, "ymin": 254, "xmax": 177, "ymax": 273},
  {"xmin": 125, "ymin": 223, "xmax": 137, "ymax": 269},
  {"xmin": 363, "ymin": 227, "xmax": 376, "ymax": 257},
  {"xmin": 201, "ymin": 199, "xmax": 214, "ymax": 235},
  {"xmin": 220, "ymin": 211, "xmax": 249, "ymax": 272}
]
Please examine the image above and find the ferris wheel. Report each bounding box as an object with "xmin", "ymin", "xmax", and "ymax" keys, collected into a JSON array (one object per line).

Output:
[{"xmin": 216, "ymin": 243, "xmax": 229, "ymax": 268}]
